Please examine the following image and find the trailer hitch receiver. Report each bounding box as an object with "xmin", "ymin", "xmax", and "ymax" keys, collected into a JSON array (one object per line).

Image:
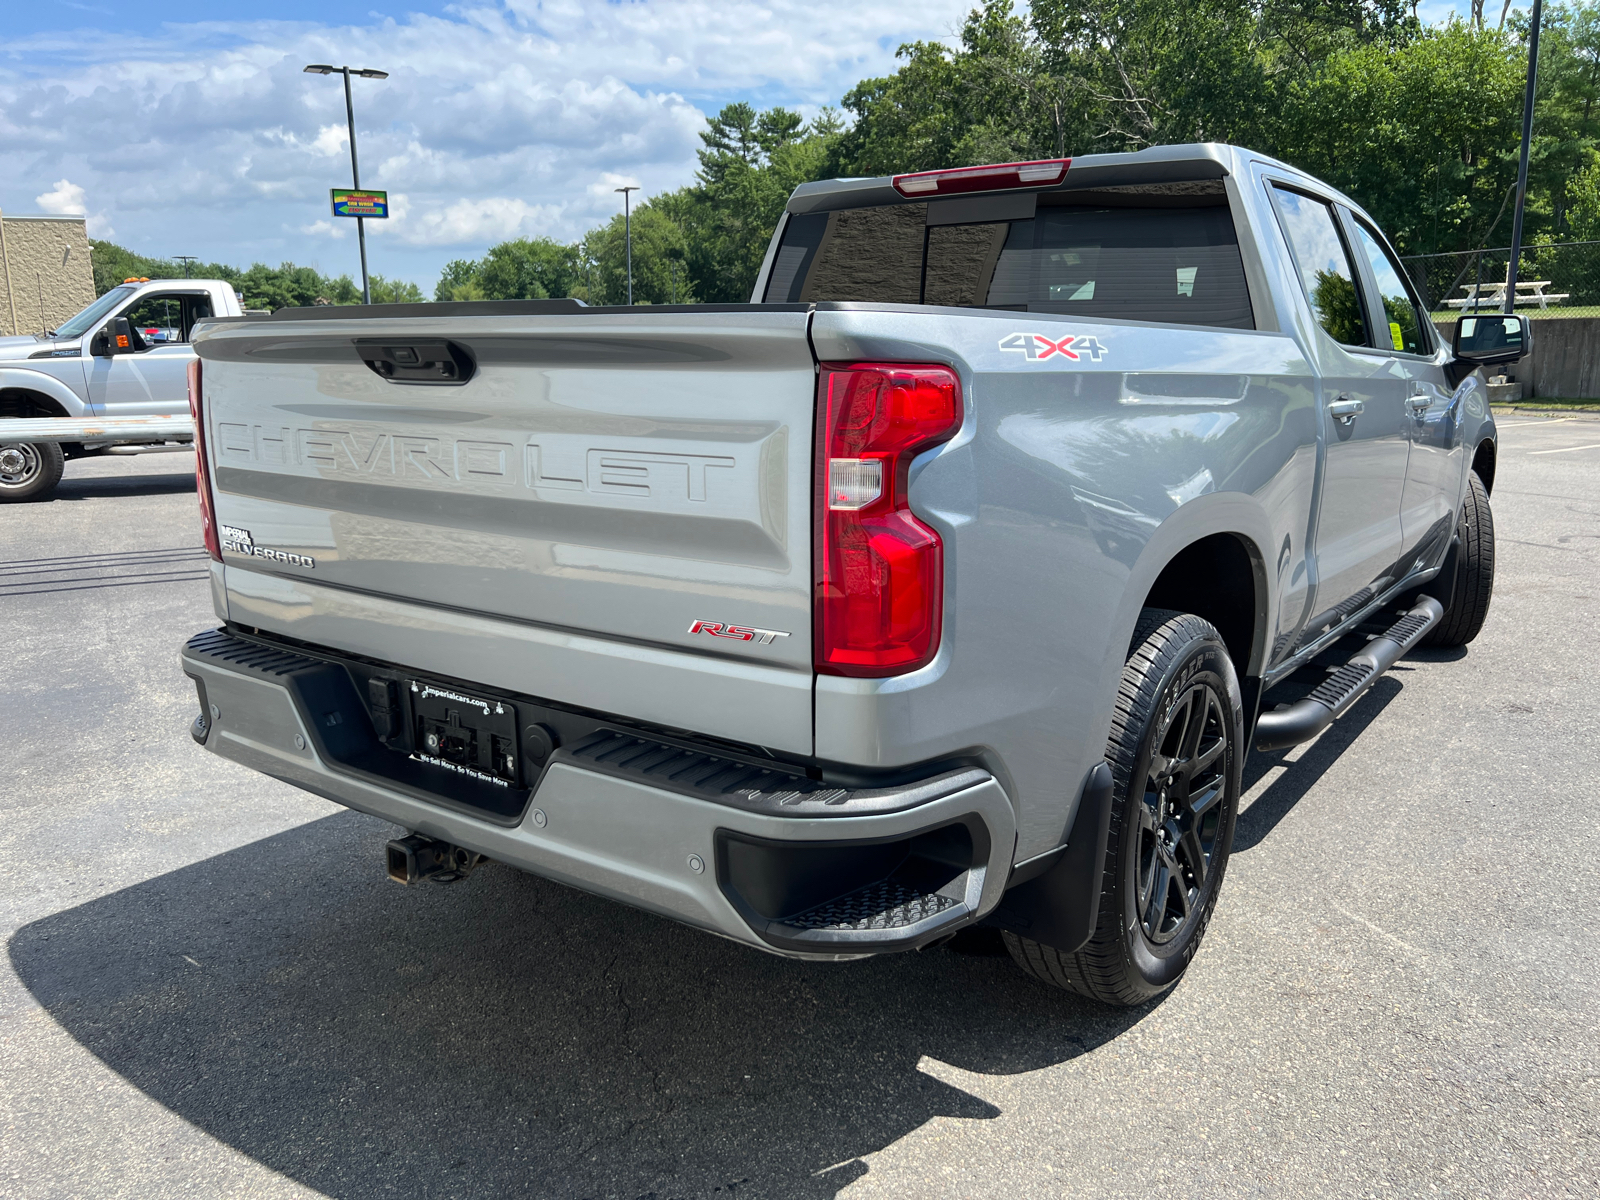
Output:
[{"xmin": 386, "ymin": 834, "xmax": 484, "ymax": 884}]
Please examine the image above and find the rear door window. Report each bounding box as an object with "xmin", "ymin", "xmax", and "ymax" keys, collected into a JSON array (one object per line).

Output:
[
  {"xmin": 1270, "ymin": 186, "xmax": 1368, "ymax": 347},
  {"xmin": 766, "ymin": 192, "xmax": 1255, "ymax": 330}
]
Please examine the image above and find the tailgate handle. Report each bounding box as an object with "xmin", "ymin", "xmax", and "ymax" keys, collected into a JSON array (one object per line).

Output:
[{"xmin": 354, "ymin": 339, "xmax": 475, "ymax": 386}]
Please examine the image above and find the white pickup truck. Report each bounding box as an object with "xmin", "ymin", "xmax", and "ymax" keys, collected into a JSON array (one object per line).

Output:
[{"xmin": 0, "ymin": 278, "xmax": 242, "ymax": 500}]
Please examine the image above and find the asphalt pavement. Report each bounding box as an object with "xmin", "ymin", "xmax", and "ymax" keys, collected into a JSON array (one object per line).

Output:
[{"xmin": 1, "ymin": 423, "xmax": 1596, "ymax": 1199}]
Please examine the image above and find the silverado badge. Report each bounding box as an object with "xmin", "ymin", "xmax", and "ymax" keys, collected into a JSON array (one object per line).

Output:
[{"xmin": 218, "ymin": 524, "xmax": 316, "ymax": 569}]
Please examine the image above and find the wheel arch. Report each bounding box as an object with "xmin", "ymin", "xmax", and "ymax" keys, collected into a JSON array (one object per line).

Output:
[
  {"xmin": 1472, "ymin": 438, "xmax": 1496, "ymax": 496},
  {"xmin": 1140, "ymin": 533, "xmax": 1267, "ymax": 680},
  {"xmin": 0, "ymin": 370, "xmax": 87, "ymax": 419},
  {"xmin": 1116, "ymin": 495, "xmax": 1275, "ymax": 685}
]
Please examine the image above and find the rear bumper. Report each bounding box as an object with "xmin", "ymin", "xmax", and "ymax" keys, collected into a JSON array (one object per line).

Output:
[{"xmin": 181, "ymin": 628, "xmax": 1017, "ymax": 960}]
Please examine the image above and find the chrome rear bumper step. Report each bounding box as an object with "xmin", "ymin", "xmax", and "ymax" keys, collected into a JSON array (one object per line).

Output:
[
  {"xmin": 180, "ymin": 625, "xmax": 1018, "ymax": 959},
  {"xmin": 1254, "ymin": 596, "xmax": 1444, "ymax": 752}
]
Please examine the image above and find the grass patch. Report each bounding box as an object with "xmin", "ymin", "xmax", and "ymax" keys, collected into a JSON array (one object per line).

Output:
[
  {"xmin": 1491, "ymin": 397, "xmax": 1600, "ymax": 413},
  {"xmin": 1431, "ymin": 309, "xmax": 1600, "ymax": 322}
]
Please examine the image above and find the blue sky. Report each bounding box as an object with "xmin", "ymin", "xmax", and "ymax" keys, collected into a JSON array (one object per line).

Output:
[{"xmin": 1, "ymin": 1, "xmax": 1491, "ymax": 295}]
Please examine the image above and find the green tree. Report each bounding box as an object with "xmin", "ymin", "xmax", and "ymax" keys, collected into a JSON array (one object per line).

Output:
[
  {"xmin": 580, "ymin": 203, "xmax": 695, "ymax": 305},
  {"xmin": 88, "ymin": 241, "xmax": 238, "ymax": 296},
  {"xmin": 829, "ymin": 2, "xmax": 1047, "ymax": 175},
  {"xmin": 434, "ymin": 258, "xmax": 485, "ymax": 301},
  {"xmin": 432, "ymin": 237, "xmax": 581, "ymax": 301},
  {"xmin": 477, "ymin": 237, "xmax": 582, "ymax": 299},
  {"xmin": 822, "ymin": 1, "xmax": 1585, "ymax": 259},
  {"xmin": 1276, "ymin": 20, "xmax": 1526, "ymax": 253},
  {"xmin": 233, "ymin": 262, "xmax": 340, "ymax": 309},
  {"xmin": 829, "ymin": 1, "xmax": 1417, "ymax": 175},
  {"xmin": 1310, "ymin": 268, "xmax": 1366, "ymax": 343},
  {"xmin": 658, "ymin": 102, "xmax": 843, "ymax": 302},
  {"xmin": 369, "ymin": 275, "xmax": 426, "ymax": 304},
  {"xmin": 87, "ymin": 239, "xmax": 423, "ymax": 309}
]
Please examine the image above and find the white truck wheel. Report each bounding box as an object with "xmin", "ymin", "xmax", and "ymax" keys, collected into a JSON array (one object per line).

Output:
[{"xmin": 0, "ymin": 442, "xmax": 66, "ymax": 502}]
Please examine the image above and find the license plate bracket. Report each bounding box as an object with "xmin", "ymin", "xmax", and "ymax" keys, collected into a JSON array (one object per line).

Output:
[{"xmin": 407, "ymin": 679, "xmax": 520, "ymax": 789}]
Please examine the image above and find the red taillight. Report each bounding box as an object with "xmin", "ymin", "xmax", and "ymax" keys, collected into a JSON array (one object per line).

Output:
[
  {"xmin": 188, "ymin": 358, "xmax": 221, "ymax": 562},
  {"xmin": 815, "ymin": 363, "xmax": 962, "ymax": 677},
  {"xmin": 891, "ymin": 158, "xmax": 1070, "ymax": 198}
]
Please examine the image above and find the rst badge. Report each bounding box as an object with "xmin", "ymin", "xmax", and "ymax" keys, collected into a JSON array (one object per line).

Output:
[
  {"xmin": 999, "ymin": 332, "xmax": 1108, "ymax": 362},
  {"xmin": 688, "ymin": 620, "xmax": 791, "ymax": 646}
]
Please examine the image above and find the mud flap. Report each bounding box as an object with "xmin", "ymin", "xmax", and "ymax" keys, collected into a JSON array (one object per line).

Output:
[{"xmin": 982, "ymin": 761, "xmax": 1115, "ymax": 955}]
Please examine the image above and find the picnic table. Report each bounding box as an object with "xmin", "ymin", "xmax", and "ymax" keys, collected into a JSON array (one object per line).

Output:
[{"xmin": 1446, "ymin": 276, "xmax": 1570, "ymax": 310}]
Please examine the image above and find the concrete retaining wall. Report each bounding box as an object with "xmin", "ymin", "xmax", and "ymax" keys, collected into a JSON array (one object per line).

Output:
[
  {"xmin": 1439, "ymin": 317, "xmax": 1600, "ymax": 400},
  {"xmin": 0, "ymin": 213, "xmax": 95, "ymax": 338}
]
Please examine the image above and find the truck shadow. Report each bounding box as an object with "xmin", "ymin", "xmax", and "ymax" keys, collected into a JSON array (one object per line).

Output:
[
  {"xmin": 1236, "ymin": 674, "xmax": 1402, "ymax": 853},
  {"xmin": 52, "ymin": 468, "xmax": 195, "ymax": 500},
  {"xmin": 9, "ymin": 812, "xmax": 1153, "ymax": 1199}
]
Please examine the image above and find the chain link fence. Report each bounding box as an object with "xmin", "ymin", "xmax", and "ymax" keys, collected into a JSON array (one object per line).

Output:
[{"xmin": 1402, "ymin": 240, "xmax": 1600, "ymax": 320}]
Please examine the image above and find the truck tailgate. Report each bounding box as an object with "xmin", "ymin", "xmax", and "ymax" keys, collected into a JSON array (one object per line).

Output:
[{"xmin": 196, "ymin": 309, "xmax": 816, "ymax": 751}]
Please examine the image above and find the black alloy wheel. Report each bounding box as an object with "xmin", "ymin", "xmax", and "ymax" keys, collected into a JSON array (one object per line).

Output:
[
  {"xmin": 1134, "ymin": 681, "xmax": 1229, "ymax": 946},
  {"xmin": 1004, "ymin": 608, "xmax": 1241, "ymax": 1005}
]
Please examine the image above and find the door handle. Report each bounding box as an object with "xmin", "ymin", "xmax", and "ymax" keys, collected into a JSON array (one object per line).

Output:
[
  {"xmin": 1328, "ymin": 396, "xmax": 1364, "ymax": 425},
  {"xmin": 1407, "ymin": 392, "xmax": 1432, "ymax": 414}
]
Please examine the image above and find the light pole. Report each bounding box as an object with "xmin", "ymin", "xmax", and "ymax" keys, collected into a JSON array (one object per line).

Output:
[
  {"xmin": 667, "ymin": 245, "xmax": 684, "ymax": 305},
  {"xmin": 1505, "ymin": 0, "xmax": 1543, "ymax": 316},
  {"xmin": 305, "ymin": 63, "xmax": 389, "ymax": 305},
  {"xmin": 174, "ymin": 255, "xmax": 198, "ymax": 279},
  {"xmin": 615, "ymin": 185, "xmax": 639, "ymax": 305}
]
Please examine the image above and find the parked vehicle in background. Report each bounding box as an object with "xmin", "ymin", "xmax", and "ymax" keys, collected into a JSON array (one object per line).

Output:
[
  {"xmin": 179, "ymin": 144, "xmax": 1522, "ymax": 1005},
  {"xmin": 0, "ymin": 278, "xmax": 242, "ymax": 501}
]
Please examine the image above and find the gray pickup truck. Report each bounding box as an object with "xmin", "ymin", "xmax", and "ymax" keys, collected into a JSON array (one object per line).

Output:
[{"xmin": 179, "ymin": 144, "xmax": 1524, "ymax": 1005}]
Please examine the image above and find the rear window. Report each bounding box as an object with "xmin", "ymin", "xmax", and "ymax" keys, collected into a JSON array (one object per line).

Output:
[{"xmin": 766, "ymin": 187, "xmax": 1254, "ymax": 330}]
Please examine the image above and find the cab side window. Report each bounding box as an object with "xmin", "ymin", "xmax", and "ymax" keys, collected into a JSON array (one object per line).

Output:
[
  {"xmin": 1270, "ymin": 186, "xmax": 1367, "ymax": 347},
  {"xmin": 1351, "ymin": 221, "xmax": 1429, "ymax": 355},
  {"xmin": 122, "ymin": 294, "xmax": 195, "ymax": 347}
]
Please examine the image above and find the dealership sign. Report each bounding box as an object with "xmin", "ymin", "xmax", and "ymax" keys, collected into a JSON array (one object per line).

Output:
[{"xmin": 330, "ymin": 189, "xmax": 389, "ymax": 219}]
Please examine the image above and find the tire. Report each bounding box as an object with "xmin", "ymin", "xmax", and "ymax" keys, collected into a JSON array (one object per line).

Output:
[
  {"xmin": 0, "ymin": 441, "xmax": 65, "ymax": 502},
  {"xmin": 1421, "ymin": 470, "xmax": 1494, "ymax": 647},
  {"xmin": 1005, "ymin": 609, "xmax": 1243, "ymax": 1005}
]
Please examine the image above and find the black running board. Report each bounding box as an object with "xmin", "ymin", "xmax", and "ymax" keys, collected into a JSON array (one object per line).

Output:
[{"xmin": 1254, "ymin": 596, "xmax": 1444, "ymax": 752}]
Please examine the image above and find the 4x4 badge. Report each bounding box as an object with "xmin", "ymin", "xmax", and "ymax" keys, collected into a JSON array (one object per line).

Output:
[{"xmin": 999, "ymin": 332, "xmax": 1108, "ymax": 362}]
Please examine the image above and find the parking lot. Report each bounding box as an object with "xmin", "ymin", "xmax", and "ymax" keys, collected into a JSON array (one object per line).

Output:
[{"xmin": 1, "ymin": 418, "xmax": 1596, "ymax": 1199}]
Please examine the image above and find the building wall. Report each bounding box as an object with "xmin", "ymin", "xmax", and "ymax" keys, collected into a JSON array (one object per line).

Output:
[{"xmin": 0, "ymin": 213, "xmax": 96, "ymax": 337}]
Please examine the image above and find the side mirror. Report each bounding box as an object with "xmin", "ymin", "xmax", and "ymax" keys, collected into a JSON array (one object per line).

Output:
[
  {"xmin": 1452, "ymin": 313, "xmax": 1531, "ymax": 366},
  {"xmin": 93, "ymin": 317, "xmax": 134, "ymax": 357}
]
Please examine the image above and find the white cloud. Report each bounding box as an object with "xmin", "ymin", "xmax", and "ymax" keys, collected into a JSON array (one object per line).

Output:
[
  {"xmin": 0, "ymin": 1, "xmax": 973, "ymax": 287},
  {"xmin": 589, "ymin": 172, "xmax": 645, "ymax": 198},
  {"xmin": 311, "ymin": 125, "xmax": 349, "ymax": 157},
  {"xmin": 35, "ymin": 178, "xmax": 87, "ymax": 214},
  {"xmin": 388, "ymin": 195, "xmax": 564, "ymax": 246},
  {"xmin": 34, "ymin": 177, "xmax": 115, "ymax": 237},
  {"xmin": 299, "ymin": 219, "xmax": 346, "ymax": 240}
]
